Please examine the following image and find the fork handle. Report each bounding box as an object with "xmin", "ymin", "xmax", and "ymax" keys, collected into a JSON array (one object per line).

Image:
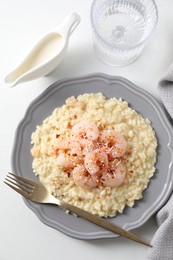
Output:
[{"xmin": 60, "ymin": 201, "xmax": 152, "ymax": 247}]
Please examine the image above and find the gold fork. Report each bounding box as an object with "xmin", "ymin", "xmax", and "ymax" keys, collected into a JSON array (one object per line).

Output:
[{"xmin": 4, "ymin": 172, "xmax": 152, "ymax": 247}]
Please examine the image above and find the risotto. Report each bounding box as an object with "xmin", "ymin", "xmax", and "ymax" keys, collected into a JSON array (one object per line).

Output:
[{"xmin": 31, "ymin": 93, "xmax": 157, "ymax": 217}]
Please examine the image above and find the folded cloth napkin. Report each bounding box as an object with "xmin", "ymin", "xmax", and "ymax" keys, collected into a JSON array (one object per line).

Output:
[
  {"xmin": 146, "ymin": 64, "xmax": 173, "ymax": 260},
  {"xmin": 158, "ymin": 63, "xmax": 173, "ymax": 118},
  {"xmin": 146, "ymin": 193, "xmax": 173, "ymax": 260}
]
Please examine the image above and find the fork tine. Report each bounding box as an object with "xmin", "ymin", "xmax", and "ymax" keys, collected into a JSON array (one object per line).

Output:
[
  {"xmin": 5, "ymin": 177, "xmax": 32, "ymax": 195},
  {"xmin": 8, "ymin": 172, "xmax": 36, "ymax": 187},
  {"xmin": 6, "ymin": 174, "xmax": 34, "ymax": 190},
  {"xmin": 4, "ymin": 181, "xmax": 30, "ymax": 197}
]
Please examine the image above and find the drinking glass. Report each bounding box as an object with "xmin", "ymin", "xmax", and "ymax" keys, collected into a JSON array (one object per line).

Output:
[{"xmin": 90, "ymin": 0, "xmax": 158, "ymax": 66}]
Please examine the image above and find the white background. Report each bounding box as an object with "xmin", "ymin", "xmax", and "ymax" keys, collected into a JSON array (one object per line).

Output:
[{"xmin": 0, "ymin": 0, "xmax": 173, "ymax": 259}]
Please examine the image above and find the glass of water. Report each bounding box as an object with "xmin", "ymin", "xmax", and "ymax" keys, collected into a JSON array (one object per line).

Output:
[{"xmin": 90, "ymin": 0, "xmax": 158, "ymax": 66}]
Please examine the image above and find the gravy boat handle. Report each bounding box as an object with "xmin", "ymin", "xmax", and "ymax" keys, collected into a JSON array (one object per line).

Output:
[{"xmin": 56, "ymin": 12, "xmax": 81, "ymax": 38}]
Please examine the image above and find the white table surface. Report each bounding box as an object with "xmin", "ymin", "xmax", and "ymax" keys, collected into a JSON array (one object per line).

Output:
[{"xmin": 1, "ymin": 0, "xmax": 172, "ymax": 259}]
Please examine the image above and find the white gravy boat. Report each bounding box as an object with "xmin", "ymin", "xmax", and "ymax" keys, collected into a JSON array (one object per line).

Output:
[{"xmin": 5, "ymin": 12, "xmax": 81, "ymax": 87}]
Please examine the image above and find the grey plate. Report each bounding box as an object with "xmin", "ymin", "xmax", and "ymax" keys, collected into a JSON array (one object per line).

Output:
[{"xmin": 11, "ymin": 73, "xmax": 173, "ymax": 239}]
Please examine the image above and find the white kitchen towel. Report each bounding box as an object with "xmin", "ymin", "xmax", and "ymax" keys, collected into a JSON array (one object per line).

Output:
[
  {"xmin": 146, "ymin": 193, "xmax": 173, "ymax": 260},
  {"xmin": 158, "ymin": 63, "xmax": 173, "ymax": 118},
  {"xmin": 146, "ymin": 64, "xmax": 173, "ymax": 260}
]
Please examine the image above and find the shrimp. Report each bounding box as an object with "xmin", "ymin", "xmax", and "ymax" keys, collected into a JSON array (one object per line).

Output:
[
  {"xmin": 99, "ymin": 130, "xmax": 127, "ymax": 158},
  {"xmin": 84, "ymin": 148, "xmax": 108, "ymax": 175},
  {"xmin": 66, "ymin": 96, "xmax": 76, "ymax": 107},
  {"xmin": 100, "ymin": 160, "xmax": 126, "ymax": 187},
  {"xmin": 66, "ymin": 96, "xmax": 85, "ymax": 109},
  {"xmin": 31, "ymin": 146, "xmax": 40, "ymax": 158},
  {"xmin": 71, "ymin": 121, "xmax": 99, "ymax": 146},
  {"xmin": 54, "ymin": 140, "xmax": 82, "ymax": 155},
  {"xmin": 57, "ymin": 153, "xmax": 83, "ymax": 169},
  {"xmin": 72, "ymin": 165, "xmax": 99, "ymax": 188}
]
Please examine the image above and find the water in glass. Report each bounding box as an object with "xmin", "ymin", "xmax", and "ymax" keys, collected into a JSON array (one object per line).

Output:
[{"xmin": 91, "ymin": 0, "xmax": 158, "ymax": 66}]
